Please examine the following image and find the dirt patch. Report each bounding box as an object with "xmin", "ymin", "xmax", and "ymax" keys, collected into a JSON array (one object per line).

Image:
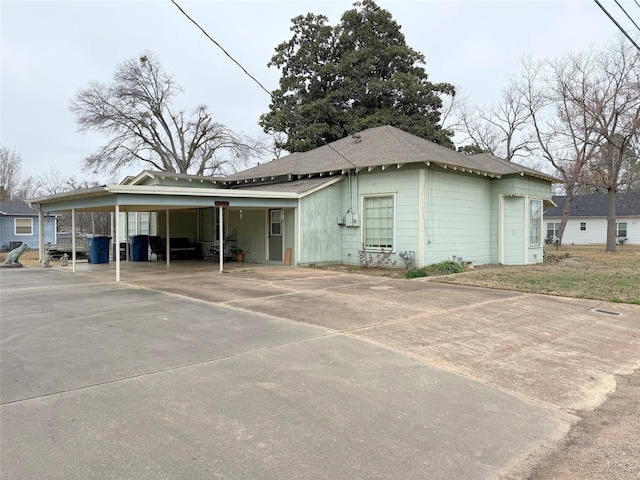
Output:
[{"xmin": 500, "ymin": 369, "xmax": 640, "ymax": 480}]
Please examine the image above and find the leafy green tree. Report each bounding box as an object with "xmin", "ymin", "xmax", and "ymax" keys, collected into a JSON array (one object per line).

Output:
[{"xmin": 260, "ymin": 0, "xmax": 455, "ymax": 153}]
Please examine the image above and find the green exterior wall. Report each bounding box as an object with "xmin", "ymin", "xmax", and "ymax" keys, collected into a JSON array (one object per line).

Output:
[{"xmin": 297, "ymin": 182, "xmax": 344, "ymax": 264}]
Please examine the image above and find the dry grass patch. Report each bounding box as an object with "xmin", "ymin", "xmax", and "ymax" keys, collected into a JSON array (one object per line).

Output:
[{"xmin": 435, "ymin": 244, "xmax": 640, "ymax": 304}]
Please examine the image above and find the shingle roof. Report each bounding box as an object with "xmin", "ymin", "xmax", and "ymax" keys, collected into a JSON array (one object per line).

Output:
[
  {"xmin": 0, "ymin": 201, "xmax": 39, "ymax": 216},
  {"xmin": 545, "ymin": 193, "xmax": 640, "ymax": 217},
  {"xmin": 225, "ymin": 125, "xmax": 556, "ymax": 183}
]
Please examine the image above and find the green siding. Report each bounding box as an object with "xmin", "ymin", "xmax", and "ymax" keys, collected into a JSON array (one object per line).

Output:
[
  {"xmin": 422, "ymin": 168, "xmax": 492, "ymax": 266},
  {"xmin": 342, "ymin": 167, "xmax": 419, "ymax": 266},
  {"xmin": 227, "ymin": 209, "xmax": 266, "ymax": 263},
  {"xmin": 298, "ymin": 182, "xmax": 343, "ymax": 264}
]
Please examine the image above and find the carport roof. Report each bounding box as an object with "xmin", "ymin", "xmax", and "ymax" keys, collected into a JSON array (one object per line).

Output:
[{"xmin": 27, "ymin": 173, "xmax": 341, "ymax": 213}]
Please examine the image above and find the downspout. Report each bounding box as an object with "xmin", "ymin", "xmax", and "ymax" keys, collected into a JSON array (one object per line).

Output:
[
  {"xmin": 524, "ymin": 195, "xmax": 529, "ymax": 266},
  {"xmin": 498, "ymin": 195, "xmax": 504, "ymax": 264},
  {"xmin": 295, "ymin": 204, "xmax": 300, "ymax": 266},
  {"xmin": 418, "ymin": 169, "xmax": 426, "ymax": 268}
]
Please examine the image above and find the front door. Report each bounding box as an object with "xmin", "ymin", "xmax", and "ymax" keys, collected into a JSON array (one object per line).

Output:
[{"xmin": 268, "ymin": 209, "xmax": 283, "ymax": 261}]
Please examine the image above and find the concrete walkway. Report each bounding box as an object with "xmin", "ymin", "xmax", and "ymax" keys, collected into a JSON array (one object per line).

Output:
[{"xmin": 2, "ymin": 264, "xmax": 639, "ymax": 479}]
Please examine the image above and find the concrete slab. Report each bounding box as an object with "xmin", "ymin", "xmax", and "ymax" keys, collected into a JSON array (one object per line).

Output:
[
  {"xmin": 3, "ymin": 264, "xmax": 639, "ymax": 479},
  {"xmin": 1, "ymin": 267, "xmax": 574, "ymax": 480},
  {"xmin": 1, "ymin": 332, "xmax": 572, "ymax": 480},
  {"xmin": 1, "ymin": 269, "xmax": 332, "ymax": 404},
  {"xmin": 353, "ymin": 293, "xmax": 640, "ymax": 412}
]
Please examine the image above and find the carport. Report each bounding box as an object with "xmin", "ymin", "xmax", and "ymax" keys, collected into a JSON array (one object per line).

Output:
[{"xmin": 29, "ymin": 172, "xmax": 299, "ymax": 281}]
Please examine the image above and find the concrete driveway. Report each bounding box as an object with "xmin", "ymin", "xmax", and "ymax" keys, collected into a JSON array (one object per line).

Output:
[{"xmin": 2, "ymin": 263, "xmax": 639, "ymax": 479}]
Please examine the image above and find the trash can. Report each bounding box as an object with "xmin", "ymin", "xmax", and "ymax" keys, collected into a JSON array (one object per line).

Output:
[
  {"xmin": 130, "ymin": 235, "xmax": 149, "ymax": 262},
  {"xmin": 88, "ymin": 236, "xmax": 111, "ymax": 264}
]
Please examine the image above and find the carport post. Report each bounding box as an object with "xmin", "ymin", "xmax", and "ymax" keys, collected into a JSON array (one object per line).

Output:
[
  {"xmin": 219, "ymin": 205, "xmax": 224, "ymax": 273},
  {"xmin": 165, "ymin": 209, "xmax": 170, "ymax": 267},
  {"xmin": 38, "ymin": 210, "xmax": 44, "ymax": 263},
  {"xmin": 115, "ymin": 205, "xmax": 120, "ymax": 282},
  {"xmin": 71, "ymin": 209, "xmax": 76, "ymax": 273}
]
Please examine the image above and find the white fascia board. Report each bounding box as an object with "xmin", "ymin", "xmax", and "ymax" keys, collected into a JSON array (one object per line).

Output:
[
  {"xmin": 298, "ymin": 176, "xmax": 345, "ymax": 198},
  {"xmin": 107, "ymin": 184, "xmax": 299, "ymax": 199}
]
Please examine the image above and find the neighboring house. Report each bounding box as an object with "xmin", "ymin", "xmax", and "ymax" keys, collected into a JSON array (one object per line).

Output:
[
  {"xmin": 29, "ymin": 125, "xmax": 556, "ymax": 278},
  {"xmin": 544, "ymin": 193, "xmax": 640, "ymax": 245},
  {"xmin": 0, "ymin": 201, "xmax": 58, "ymax": 251}
]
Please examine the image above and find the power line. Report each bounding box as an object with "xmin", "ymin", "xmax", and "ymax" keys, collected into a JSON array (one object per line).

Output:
[
  {"xmin": 593, "ymin": 0, "xmax": 640, "ymax": 51},
  {"xmin": 170, "ymin": 0, "xmax": 359, "ymax": 169},
  {"xmin": 170, "ymin": 0, "xmax": 273, "ymax": 100},
  {"xmin": 614, "ymin": 0, "xmax": 640, "ymax": 34}
]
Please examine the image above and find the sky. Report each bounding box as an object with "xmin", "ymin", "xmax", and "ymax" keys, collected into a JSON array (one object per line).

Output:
[{"xmin": 1, "ymin": 0, "xmax": 636, "ymax": 183}]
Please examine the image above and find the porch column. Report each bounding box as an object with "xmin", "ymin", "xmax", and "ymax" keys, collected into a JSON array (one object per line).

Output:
[
  {"xmin": 115, "ymin": 205, "xmax": 121, "ymax": 282},
  {"xmin": 165, "ymin": 209, "xmax": 170, "ymax": 267},
  {"xmin": 38, "ymin": 210, "xmax": 44, "ymax": 263},
  {"xmin": 219, "ymin": 205, "xmax": 224, "ymax": 273},
  {"xmin": 71, "ymin": 209, "xmax": 76, "ymax": 273}
]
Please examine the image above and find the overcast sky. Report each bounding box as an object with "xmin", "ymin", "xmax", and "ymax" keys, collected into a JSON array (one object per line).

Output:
[{"xmin": 1, "ymin": 0, "xmax": 635, "ymax": 182}]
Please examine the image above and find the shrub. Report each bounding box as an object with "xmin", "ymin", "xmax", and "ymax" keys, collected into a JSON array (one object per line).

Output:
[
  {"xmin": 406, "ymin": 268, "xmax": 428, "ymax": 279},
  {"xmin": 431, "ymin": 261, "xmax": 465, "ymax": 274}
]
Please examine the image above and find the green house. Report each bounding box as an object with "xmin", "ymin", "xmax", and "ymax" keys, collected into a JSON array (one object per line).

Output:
[{"xmin": 30, "ymin": 126, "xmax": 555, "ymax": 278}]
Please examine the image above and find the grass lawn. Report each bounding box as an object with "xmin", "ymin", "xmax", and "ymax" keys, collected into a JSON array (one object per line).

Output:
[{"xmin": 434, "ymin": 244, "xmax": 640, "ymax": 305}]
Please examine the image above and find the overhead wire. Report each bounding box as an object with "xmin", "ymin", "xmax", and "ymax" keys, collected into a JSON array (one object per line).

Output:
[
  {"xmin": 614, "ymin": 0, "xmax": 640, "ymax": 34},
  {"xmin": 170, "ymin": 0, "xmax": 358, "ymax": 169},
  {"xmin": 593, "ymin": 0, "xmax": 640, "ymax": 51}
]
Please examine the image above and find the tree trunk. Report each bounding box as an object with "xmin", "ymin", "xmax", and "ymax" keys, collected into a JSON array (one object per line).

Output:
[
  {"xmin": 557, "ymin": 187, "xmax": 575, "ymax": 247},
  {"xmin": 605, "ymin": 188, "xmax": 617, "ymax": 253}
]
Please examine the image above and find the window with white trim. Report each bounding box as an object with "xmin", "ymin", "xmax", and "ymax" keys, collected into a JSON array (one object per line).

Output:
[
  {"xmin": 580, "ymin": 222, "xmax": 586, "ymax": 231},
  {"xmin": 616, "ymin": 222, "xmax": 627, "ymax": 237},
  {"xmin": 15, "ymin": 218, "xmax": 33, "ymax": 235},
  {"xmin": 529, "ymin": 200, "xmax": 542, "ymax": 246},
  {"xmin": 546, "ymin": 222, "xmax": 560, "ymax": 239},
  {"xmin": 363, "ymin": 195, "xmax": 394, "ymax": 249}
]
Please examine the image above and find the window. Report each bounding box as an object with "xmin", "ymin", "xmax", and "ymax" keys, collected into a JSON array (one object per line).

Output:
[
  {"xmin": 580, "ymin": 222, "xmax": 586, "ymax": 231},
  {"xmin": 616, "ymin": 222, "xmax": 628, "ymax": 237},
  {"xmin": 364, "ymin": 195, "xmax": 394, "ymax": 249},
  {"xmin": 270, "ymin": 210, "xmax": 282, "ymax": 236},
  {"xmin": 127, "ymin": 212, "xmax": 153, "ymax": 237},
  {"xmin": 15, "ymin": 218, "xmax": 33, "ymax": 235},
  {"xmin": 547, "ymin": 222, "xmax": 560, "ymax": 239},
  {"xmin": 198, "ymin": 208, "xmax": 225, "ymax": 241},
  {"xmin": 529, "ymin": 200, "xmax": 542, "ymax": 246}
]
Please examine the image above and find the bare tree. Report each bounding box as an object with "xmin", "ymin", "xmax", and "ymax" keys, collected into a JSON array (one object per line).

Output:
[
  {"xmin": 456, "ymin": 76, "xmax": 533, "ymax": 161},
  {"xmin": 567, "ymin": 38, "xmax": 640, "ymax": 252},
  {"xmin": 70, "ymin": 52, "xmax": 265, "ymax": 177},
  {"xmin": 0, "ymin": 146, "xmax": 23, "ymax": 200},
  {"xmin": 518, "ymin": 54, "xmax": 603, "ymax": 246}
]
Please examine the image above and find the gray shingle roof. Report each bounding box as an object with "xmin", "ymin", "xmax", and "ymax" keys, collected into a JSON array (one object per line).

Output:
[
  {"xmin": 0, "ymin": 201, "xmax": 39, "ymax": 216},
  {"xmin": 225, "ymin": 125, "xmax": 556, "ymax": 182},
  {"xmin": 545, "ymin": 193, "xmax": 640, "ymax": 217}
]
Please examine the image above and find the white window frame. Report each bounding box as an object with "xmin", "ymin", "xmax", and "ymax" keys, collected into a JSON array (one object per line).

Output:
[
  {"xmin": 616, "ymin": 222, "xmax": 628, "ymax": 237},
  {"xmin": 529, "ymin": 199, "xmax": 542, "ymax": 247},
  {"xmin": 362, "ymin": 194, "xmax": 396, "ymax": 251},
  {"xmin": 14, "ymin": 217, "xmax": 33, "ymax": 236},
  {"xmin": 580, "ymin": 222, "xmax": 586, "ymax": 231}
]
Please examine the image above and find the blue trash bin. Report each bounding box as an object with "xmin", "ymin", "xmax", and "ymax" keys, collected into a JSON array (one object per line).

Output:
[
  {"xmin": 88, "ymin": 236, "xmax": 110, "ymax": 264},
  {"xmin": 130, "ymin": 235, "xmax": 149, "ymax": 262}
]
